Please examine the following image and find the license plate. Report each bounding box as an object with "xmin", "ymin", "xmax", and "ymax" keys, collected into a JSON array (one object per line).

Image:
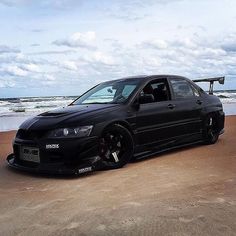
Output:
[{"xmin": 20, "ymin": 146, "xmax": 40, "ymax": 163}]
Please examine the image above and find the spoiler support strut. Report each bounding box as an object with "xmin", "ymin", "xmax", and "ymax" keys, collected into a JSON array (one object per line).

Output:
[{"xmin": 193, "ymin": 76, "xmax": 225, "ymax": 95}]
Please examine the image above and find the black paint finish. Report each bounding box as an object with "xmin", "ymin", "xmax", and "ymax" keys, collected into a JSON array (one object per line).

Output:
[{"xmin": 7, "ymin": 75, "xmax": 225, "ymax": 174}]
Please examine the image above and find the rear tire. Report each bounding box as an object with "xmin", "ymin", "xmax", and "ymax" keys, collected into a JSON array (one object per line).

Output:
[
  {"xmin": 99, "ymin": 124, "xmax": 134, "ymax": 169},
  {"xmin": 204, "ymin": 114, "xmax": 220, "ymax": 145}
]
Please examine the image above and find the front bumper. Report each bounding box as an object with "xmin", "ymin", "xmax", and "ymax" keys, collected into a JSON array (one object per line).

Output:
[
  {"xmin": 7, "ymin": 154, "xmax": 79, "ymax": 175},
  {"xmin": 7, "ymin": 135, "xmax": 102, "ymax": 175}
]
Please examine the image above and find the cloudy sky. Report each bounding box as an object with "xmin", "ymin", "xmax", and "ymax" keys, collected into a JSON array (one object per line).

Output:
[{"xmin": 0, "ymin": 0, "xmax": 236, "ymax": 97}]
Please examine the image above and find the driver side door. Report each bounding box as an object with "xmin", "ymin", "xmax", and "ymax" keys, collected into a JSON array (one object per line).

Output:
[{"xmin": 135, "ymin": 78, "xmax": 177, "ymax": 146}]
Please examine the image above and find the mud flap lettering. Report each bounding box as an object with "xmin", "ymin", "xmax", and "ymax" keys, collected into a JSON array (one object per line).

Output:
[{"xmin": 78, "ymin": 166, "xmax": 93, "ymax": 174}]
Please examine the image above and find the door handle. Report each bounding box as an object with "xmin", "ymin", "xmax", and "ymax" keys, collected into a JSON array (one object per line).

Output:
[
  {"xmin": 196, "ymin": 100, "xmax": 202, "ymax": 105},
  {"xmin": 168, "ymin": 104, "xmax": 176, "ymax": 109}
]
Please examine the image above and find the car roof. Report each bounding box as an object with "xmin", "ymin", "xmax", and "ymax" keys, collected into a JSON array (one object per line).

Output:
[{"xmin": 110, "ymin": 74, "xmax": 188, "ymax": 83}]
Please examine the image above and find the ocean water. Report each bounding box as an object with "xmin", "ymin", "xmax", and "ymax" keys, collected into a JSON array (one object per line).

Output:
[
  {"xmin": 0, "ymin": 96, "xmax": 76, "ymax": 116},
  {"xmin": 0, "ymin": 91, "xmax": 236, "ymax": 131}
]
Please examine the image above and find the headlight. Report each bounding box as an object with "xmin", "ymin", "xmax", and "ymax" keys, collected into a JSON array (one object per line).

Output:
[{"xmin": 48, "ymin": 125, "xmax": 93, "ymax": 138}]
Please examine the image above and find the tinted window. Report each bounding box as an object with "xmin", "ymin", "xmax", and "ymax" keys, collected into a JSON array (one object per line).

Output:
[
  {"xmin": 190, "ymin": 84, "xmax": 200, "ymax": 97},
  {"xmin": 139, "ymin": 79, "xmax": 170, "ymax": 104},
  {"xmin": 122, "ymin": 85, "xmax": 136, "ymax": 98},
  {"xmin": 170, "ymin": 79, "xmax": 194, "ymax": 99}
]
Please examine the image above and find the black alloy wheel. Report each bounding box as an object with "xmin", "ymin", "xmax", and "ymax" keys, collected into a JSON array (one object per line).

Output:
[
  {"xmin": 204, "ymin": 115, "xmax": 220, "ymax": 144},
  {"xmin": 99, "ymin": 124, "xmax": 134, "ymax": 169}
]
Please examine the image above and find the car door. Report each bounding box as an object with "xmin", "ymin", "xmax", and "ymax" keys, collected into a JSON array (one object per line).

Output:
[
  {"xmin": 167, "ymin": 77, "xmax": 203, "ymax": 140},
  {"xmin": 134, "ymin": 78, "xmax": 179, "ymax": 146}
]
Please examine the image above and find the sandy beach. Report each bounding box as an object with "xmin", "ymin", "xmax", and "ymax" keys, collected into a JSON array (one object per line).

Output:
[{"xmin": 0, "ymin": 116, "xmax": 236, "ymax": 236}]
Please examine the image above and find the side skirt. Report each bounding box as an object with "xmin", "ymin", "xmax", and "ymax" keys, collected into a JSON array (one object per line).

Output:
[{"xmin": 133, "ymin": 140, "xmax": 203, "ymax": 160}]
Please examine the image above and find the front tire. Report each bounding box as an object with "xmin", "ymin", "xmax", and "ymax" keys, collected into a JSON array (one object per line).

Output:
[
  {"xmin": 204, "ymin": 114, "xmax": 220, "ymax": 144},
  {"xmin": 99, "ymin": 124, "xmax": 134, "ymax": 169}
]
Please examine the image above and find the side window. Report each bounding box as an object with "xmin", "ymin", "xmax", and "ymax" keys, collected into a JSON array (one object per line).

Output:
[
  {"xmin": 190, "ymin": 84, "xmax": 200, "ymax": 97},
  {"xmin": 170, "ymin": 79, "xmax": 194, "ymax": 99},
  {"xmin": 139, "ymin": 79, "xmax": 170, "ymax": 104},
  {"xmin": 122, "ymin": 85, "xmax": 136, "ymax": 98}
]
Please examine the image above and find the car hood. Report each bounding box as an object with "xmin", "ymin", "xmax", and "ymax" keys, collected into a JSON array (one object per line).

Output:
[{"xmin": 19, "ymin": 104, "xmax": 120, "ymax": 130}]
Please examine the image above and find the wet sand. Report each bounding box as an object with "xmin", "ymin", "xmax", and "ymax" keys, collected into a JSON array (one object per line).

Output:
[{"xmin": 0, "ymin": 116, "xmax": 236, "ymax": 236}]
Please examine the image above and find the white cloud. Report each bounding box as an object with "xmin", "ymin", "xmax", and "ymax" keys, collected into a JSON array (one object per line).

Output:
[
  {"xmin": 0, "ymin": 0, "xmax": 83, "ymax": 9},
  {"xmin": 0, "ymin": 0, "xmax": 26, "ymax": 7},
  {"xmin": 62, "ymin": 60, "xmax": 78, "ymax": 71},
  {"xmin": 3, "ymin": 65, "xmax": 28, "ymax": 76},
  {"xmin": 104, "ymin": 0, "xmax": 181, "ymax": 21},
  {"xmin": 170, "ymin": 38, "xmax": 198, "ymax": 49},
  {"xmin": 88, "ymin": 51, "xmax": 115, "ymax": 65},
  {"xmin": 53, "ymin": 31, "xmax": 96, "ymax": 49},
  {"xmin": 139, "ymin": 39, "xmax": 168, "ymax": 50},
  {"xmin": 220, "ymin": 34, "xmax": 236, "ymax": 53},
  {"xmin": 1, "ymin": 0, "xmax": 236, "ymax": 96},
  {"xmin": 0, "ymin": 79, "xmax": 15, "ymax": 88},
  {"xmin": 1, "ymin": 32, "xmax": 236, "ymax": 94},
  {"xmin": 0, "ymin": 45, "xmax": 20, "ymax": 54},
  {"xmin": 21, "ymin": 63, "xmax": 41, "ymax": 72},
  {"xmin": 44, "ymin": 74, "xmax": 55, "ymax": 81},
  {"xmin": 27, "ymin": 49, "xmax": 76, "ymax": 55}
]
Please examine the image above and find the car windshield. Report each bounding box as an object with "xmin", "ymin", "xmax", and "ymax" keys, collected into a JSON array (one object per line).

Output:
[{"xmin": 72, "ymin": 79, "xmax": 141, "ymax": 105}]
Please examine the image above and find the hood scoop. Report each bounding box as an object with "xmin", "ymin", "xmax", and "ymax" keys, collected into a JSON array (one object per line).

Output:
[
  {"xmin": 39, "ymin": 112, "xmax": 66, "ymax": 117},
  {"xmin": 37, "ymin": 104, "xmax": 118, "ymax": 119}
]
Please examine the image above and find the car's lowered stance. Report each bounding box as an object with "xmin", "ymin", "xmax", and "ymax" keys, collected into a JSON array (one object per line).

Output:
[{"xmin": 7, "ymin": 75, "xmax": 225, "ymax": 175}]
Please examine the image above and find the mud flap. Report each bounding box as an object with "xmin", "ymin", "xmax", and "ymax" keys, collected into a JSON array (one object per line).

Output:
[
  {"xmin": 76, "ymin": 156, "xmax": 106, "ymax": 175},
  {"xmin": 7, "ymin": 153, "xmax": 15, "ymax": 165}
]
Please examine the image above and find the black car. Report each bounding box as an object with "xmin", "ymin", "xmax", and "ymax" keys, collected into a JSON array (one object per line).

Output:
[{"xmin": 7, "ymin": 75, "xmax": 225, "ymax": 175}]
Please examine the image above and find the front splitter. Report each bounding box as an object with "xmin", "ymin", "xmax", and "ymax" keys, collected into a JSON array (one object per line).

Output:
[{"xmin": 6, "ymin": 154, "xmax": 102, "ymax": 176}]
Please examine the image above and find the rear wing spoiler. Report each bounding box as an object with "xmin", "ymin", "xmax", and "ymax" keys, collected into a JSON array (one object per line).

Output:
[{"xmin": 192, "ymin": 76, "xmax": 225, "ymax": 95}]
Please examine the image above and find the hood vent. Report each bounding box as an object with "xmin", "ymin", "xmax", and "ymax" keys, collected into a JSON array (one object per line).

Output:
[{"xmin": 38, "ymin": 112, "xmax": 65, "ymax": 117}]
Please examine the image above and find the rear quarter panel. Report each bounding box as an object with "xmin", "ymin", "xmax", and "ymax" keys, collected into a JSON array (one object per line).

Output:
[{"xmin": 202, "ymin": 93, "xmax": 225, "ymax": 131}]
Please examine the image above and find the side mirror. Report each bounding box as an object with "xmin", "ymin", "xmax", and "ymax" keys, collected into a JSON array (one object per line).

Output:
[{"xmin": 139, "ymin": 94, "xmax": 154, "ymax": 104}]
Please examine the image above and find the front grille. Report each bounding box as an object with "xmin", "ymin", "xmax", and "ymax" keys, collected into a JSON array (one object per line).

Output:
[{"xmin": 16, "ymin": 129, "xmax": 46, "ymax": 140}]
